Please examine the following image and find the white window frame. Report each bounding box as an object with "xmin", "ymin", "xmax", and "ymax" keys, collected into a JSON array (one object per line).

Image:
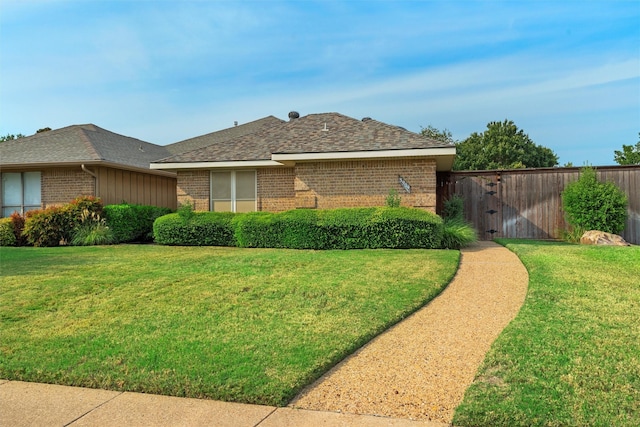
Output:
[
  {"xmin": 1, "ymin": 171, "xmax": 42, "ymax": 217},
  {"xmin": 209, "ymin": 170, "xmax": 256, "ymax": 212}
]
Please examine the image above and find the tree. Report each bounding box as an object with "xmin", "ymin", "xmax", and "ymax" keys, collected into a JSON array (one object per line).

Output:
[
  {"xmin": 453, "ymin": 119, "xmax": 559, "ymax": 171},
  {"xmin": 613, "ymin": 133, "xmax": 640, "ymax": 165},
  {"xmin": 0, "ymin": 133, "xmax": 26, "ymax": 142},
  {"xmin": 421, "ymin": 125, "xmax": 455, "ymax": 144}
]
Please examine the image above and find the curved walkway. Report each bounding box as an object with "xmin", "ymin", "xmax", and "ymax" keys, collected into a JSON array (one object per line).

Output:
[
  {"xmin": 290, "ymin": 241, "xmax": 529, "ymax": 424},
  {"xmin": 1, "ymin": 241, "xmax": 528, "ymax": 427}
]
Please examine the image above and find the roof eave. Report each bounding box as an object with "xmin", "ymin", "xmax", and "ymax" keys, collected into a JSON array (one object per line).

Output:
[
  {"xmin": 150, "ymin": 147, "xmax": 457, "ymax": 171},
  {"xmin": 150, "ymin": 160, "xmax": 285, "ymax": 170},
  {"xmin": 272, "ymin": 147, "xmax": 457, "ymax": 170},
  {"xmin": 1, "ymin": 160, "xmax": 177, "ymax": 178}
]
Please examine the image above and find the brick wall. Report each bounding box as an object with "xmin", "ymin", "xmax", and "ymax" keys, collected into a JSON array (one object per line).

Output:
[
  {"xmin": 174, "ymin": 158, "xmax": 438, "ymax": 213},
  {"xmin": 42, "ymin": 168, "xmax": 95, "ymax": 208},
  {"xmin": 294, "ymin": 159, "xmax": 437, "ymax": 212},
  {"xmin": 257, "ymin": 168, "xmax": 295, "ymax": 212},
  {"xmin": 177, "ymin": 170, "xmax": 210, "ymax": 210}
]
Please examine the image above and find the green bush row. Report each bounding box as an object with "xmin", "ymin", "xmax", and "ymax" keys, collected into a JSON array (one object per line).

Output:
[
  {"xmin": 103, "ymin": 203, "xmax": 173, "ymax": 243},
  {"xmin": 154, "ymin": 206, "xmax": 447, "ymax": 249},
  {"xmin": 153, "ymin": 211, "xmax": 237, "ymax": 246},
  {"xmin": 1, "ymin": 197, "xmax": 172, "ymax": 247}
]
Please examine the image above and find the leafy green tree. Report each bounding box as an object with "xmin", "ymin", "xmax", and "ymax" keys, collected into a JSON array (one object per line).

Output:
[
  {"xmin": 421, "ymin": 125, "xmax": 455, "ymax": 144},
  {"xmin": 0, "ymin": 133, "xmax": 26, "ymax": 142},
  {"xmin": 614, "ymin": 133, "xmax": 640, "ymax": 165},
  {"xmin": 453, "ymin": 119, "xmax": 558, "ymax": 170}
]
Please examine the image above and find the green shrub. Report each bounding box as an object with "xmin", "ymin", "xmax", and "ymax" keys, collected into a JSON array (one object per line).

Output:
[
  {"xmin": 71, "ymin": 209, "xmax": 115, "ymax": 246},
  {"xmin": 0, "ymin": 218, "xmax": 16, "ymax": 246},
  {"xmin": 153, "ymin": 212, "xmax": 237, "ymax": 246},
  {"xmin": 177, "ymin": 201, "xmax": 195, "ymax": 220},
  {"xmin": 385, "ymin": 189, "xmax": 401, "ymax": 208},
  {"xmin": 23, "ymin": 207, "xmax": 67, "ymax": 247},
  {"xmin": 562, "ymin": 167, "xmax": 628, "ymax": 235},
  {"xmin": 441, "ymin": 217, "xmax": 477, "ymax": 249},
  {"xmin": 442, "ymin": 194, "xmax": 464, "ymax": 221},
  {"xmin": 22, "ymin": 197, "xmax": 104, "ymax": 247},
  {"xmin": 233, "ymin": 211, "xmax": 281, "ymax": 248},
  {"xmin": 155, "ymin": 207, "xmax": 444, "ymax": 249},
  {"xmin": 104, "ymin": 203, "xmax": 173, "ymax": 243},
  {"xmin": 9, "ymin": 211, "xmax": 26, "ymax": 246},
  {"xmin": 234, "ymin": 207, "xmax": 444, "ymax": 250}
]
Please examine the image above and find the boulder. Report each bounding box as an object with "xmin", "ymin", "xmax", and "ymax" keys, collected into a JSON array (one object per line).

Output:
[{"xmin": 580, "ymin": 230, "xmax": 630, "ymax": 246}]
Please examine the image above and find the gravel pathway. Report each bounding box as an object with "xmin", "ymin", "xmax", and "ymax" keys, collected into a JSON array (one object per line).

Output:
[{"xmin": 290, "ymin": 241, "xmax": 529, "ymax": 424}]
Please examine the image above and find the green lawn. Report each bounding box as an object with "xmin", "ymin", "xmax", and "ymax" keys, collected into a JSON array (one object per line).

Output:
[
  {"xmin": 454, "ymin": 240, "xmax": 640, "ymax": 427},
  {"xmin": 0, "ymin": 245, "xmax": 459, "ymax": 406}
]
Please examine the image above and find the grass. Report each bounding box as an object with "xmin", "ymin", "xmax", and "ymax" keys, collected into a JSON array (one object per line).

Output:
[
  {"xmin": 0, "ymin": 245, "xmax": 459, "ymax": 406},
  {"xmin": 453, "ymin": 239, "xmax": 640, "ymax": 427}
]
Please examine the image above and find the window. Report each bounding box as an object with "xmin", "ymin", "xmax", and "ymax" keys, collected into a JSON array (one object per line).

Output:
[
  {"xmin": 211, "ymin": 171, "xmax": 256, "ymax": 212},
  {"xmin": 2, "ymin": 172, "xmax": 42, "ymax": 217}
]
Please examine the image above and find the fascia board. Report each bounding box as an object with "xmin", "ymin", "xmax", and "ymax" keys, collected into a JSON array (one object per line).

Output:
[
  {"xmin": 271, "ymin": 147, "xmax": 456, "ymax": 162},
  {"xmin": 150, "ymin": 160, "xmax": 284, "ymax": 170}
]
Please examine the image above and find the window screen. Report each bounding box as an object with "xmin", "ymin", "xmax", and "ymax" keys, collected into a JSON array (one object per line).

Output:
[
  {"xmin": 210, "ymin": 171, "xmax": 255, "ymax": 212},
  {"xmin": 1, "ymin": 171, "xmax": 41, "ymax": 217}
]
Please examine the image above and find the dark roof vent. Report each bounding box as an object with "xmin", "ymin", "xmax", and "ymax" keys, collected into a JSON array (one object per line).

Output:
[
  {"xmin": 362, "ymin": 117, "xmax": 372, "ymax": 122},
  {"xmin": 288, "ymin": 111, "xmax": 300, "ymax": 120}
]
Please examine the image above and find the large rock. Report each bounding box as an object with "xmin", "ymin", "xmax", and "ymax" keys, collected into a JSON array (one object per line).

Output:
[{"xmin": 580, "ymin": 230, "xmax": 630, "ymax": 246}]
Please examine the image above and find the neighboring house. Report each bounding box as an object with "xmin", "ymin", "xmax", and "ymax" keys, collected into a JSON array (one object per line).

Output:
[
  {"xmin": 151, "ymin": 112, "xmax": 456, "ymax": 213},
  {"xmin": 0, "ymin": 124, "xmax": 177, "ymax": 216}
]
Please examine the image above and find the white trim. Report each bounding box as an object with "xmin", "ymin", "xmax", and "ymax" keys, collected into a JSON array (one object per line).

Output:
[
  {"xmin": 150, "ymin": 147, "xmax": 456, "ymax": 170},
  {"xmin": 271, "ymin": 147, "xmax": 456, "ymax": 162},
  {"xmin": 151, "ymin": 160, "xmax": 283, "ymax": 170}
]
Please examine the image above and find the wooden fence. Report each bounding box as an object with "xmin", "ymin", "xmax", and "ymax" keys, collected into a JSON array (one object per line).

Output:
[{"xmin": 438, "ymin": 165, "xmax": 639, "ymax": 244}]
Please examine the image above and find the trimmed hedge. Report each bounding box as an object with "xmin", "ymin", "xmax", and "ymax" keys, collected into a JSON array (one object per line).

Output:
[
  {"xmin": 155, "ymin": 207, "xmax": 444, "ymax": 249},
  {"xmin": 104, "ymin": 203, "xmax": 173, "ymax": 243},
  {"xmin": 154, "ymin": 212, "xmax": 237, "ymax": 246},
  {"xmin": 0, "ymin": 218, "xmax": 16, "ymax": 246}
]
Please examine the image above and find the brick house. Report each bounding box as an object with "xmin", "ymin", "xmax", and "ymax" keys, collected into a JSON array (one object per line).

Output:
[
  {"xmin": 151, "ymin": 112, "xmax": 456, "ymax": 213},
  {"xmin": 0, "ymin": 124, "xmax": 178, "ymax": 216}
]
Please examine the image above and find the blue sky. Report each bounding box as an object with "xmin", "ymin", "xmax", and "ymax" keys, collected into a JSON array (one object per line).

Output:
[{"xmin": 1, "ymin": 0, "xmax": 638, "ymax": 166}]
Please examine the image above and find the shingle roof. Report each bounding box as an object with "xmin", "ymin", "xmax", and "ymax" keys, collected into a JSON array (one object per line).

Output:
[
  {"xmin": 155, "ymin": 113, "xmax": 451, "ymax": 164},
  {"xmin": 163, "ymin": 115, "xmax": 285, "ymax": 156},
  {"xmin": 0, "ymin": 124, "xmax": 171, "ymax": 169}
]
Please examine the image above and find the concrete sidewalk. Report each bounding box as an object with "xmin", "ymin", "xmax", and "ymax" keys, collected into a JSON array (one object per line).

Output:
[{"xmin": 0, "ymin": 380, "xmax": 448, "ymax": 427}]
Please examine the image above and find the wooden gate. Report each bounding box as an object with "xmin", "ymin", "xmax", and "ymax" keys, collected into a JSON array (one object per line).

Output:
[{"xmin": 451, "ymin": 174, "xmax": 502, "ymax": 240}]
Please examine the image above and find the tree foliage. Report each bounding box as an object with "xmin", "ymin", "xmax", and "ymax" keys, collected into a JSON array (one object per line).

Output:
[
  {"xmin": 613, "ymin": 133, "xmax": 640, "ymax": 165},
  {"xmin": 0, "ymin": 133, "xmax": 26, "ymax": 142},
  {"xmin": 453, "ymin": 119, "xmax": 558, "ymax": 171},
  {"xmin": 421, "ymin": 125, "xmax": 455, "ymax": 144}
]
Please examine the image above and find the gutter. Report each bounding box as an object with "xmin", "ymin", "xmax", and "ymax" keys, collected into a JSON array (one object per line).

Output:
[
  {"xmin": 81, "ymin": 164, "xmax": 97, "ymax": 178},
  {"xmin": 81, "ymin": 164, "xmax": 98, "ymax": 196}
]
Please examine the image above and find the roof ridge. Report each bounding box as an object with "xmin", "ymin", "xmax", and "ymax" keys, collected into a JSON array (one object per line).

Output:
[
  {"xmin": 166, "ymin": 115, "xmax": 284, "ymax": 147},
  {"xmin": 76, "ymin": 125, "xmax": 105, "ymax": 161}
]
